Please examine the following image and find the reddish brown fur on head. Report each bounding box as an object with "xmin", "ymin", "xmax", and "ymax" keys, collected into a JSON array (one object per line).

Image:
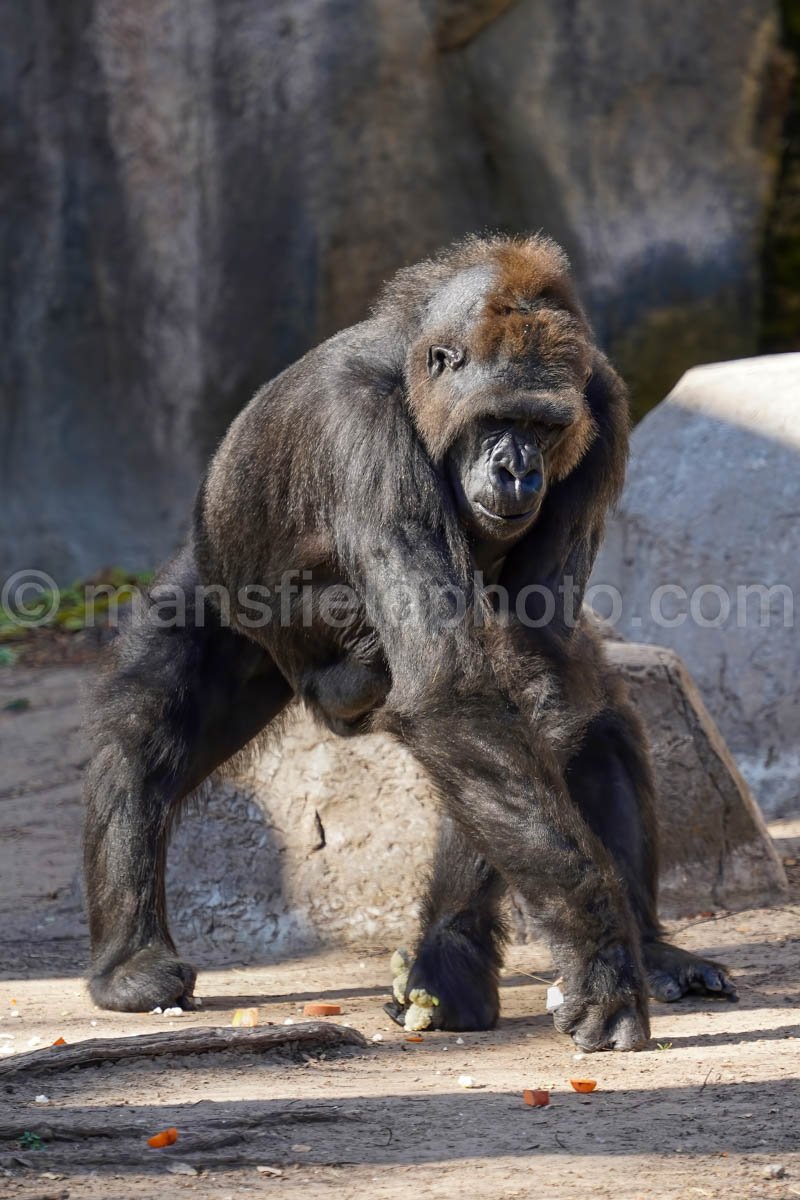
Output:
[{"xmin": 403, "ymin": 235, "xmax": 597, "ymax": 479}]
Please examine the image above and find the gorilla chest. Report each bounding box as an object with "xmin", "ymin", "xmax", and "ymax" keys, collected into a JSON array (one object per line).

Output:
[{"xmin": 269, "ymin": 569, "xmax": 390, "ymax": 738}]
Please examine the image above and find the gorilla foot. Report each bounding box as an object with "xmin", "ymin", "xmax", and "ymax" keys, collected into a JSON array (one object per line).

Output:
[
  {"xmin": 644, "ymin": 940, "xmax": 737, "ymax": 1003},
  {"xmin": 385, "ymin": 921, "xmax": 501, "ymax": 1032},
  {"xmin": 89, "ymin": 945, "xmax": 197, "ymax": 1012},
  {"xmin": 554, "ymin": 943, "xmax": 650, "ymax": 1052}
]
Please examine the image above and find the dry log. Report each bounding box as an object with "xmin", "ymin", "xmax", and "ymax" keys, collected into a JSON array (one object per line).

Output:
[{"xmin": 0, "ymin": 1020, "xmax": 366, "ymax": 1078}]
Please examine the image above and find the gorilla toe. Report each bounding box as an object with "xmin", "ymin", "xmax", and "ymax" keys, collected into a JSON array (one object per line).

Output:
[
  {"xmin": 89, "ymin": 946, "xmax": 197, "ymax": 1012},
  {"xmin": 644, "ymin": 941, "xmax": 737, "ymax": 1003}
]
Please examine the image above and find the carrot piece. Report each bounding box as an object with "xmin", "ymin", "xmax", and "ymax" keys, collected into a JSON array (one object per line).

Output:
[
  {"xmin": 523, "ymin": 1088, "xmax": 550, "ymax": 1107},
  {"xmin": 303, "ymin": 1002, "xmax": 342, "ymax": 1017},
  {"xmin": 147, "ymin": 1127, "xmax": 178, "ymax": 1148},
  {"xmin": 405, "ymin": 1035, "xmax": 424, "ymax": 1043},
  {"xmin": 51, "ymin": 1036, "xmax": 66, "ymax": 1046},
  {"xmin": 569, "ymin": 1079, "xmax": 597, "ymax": 1093},
  {"xmin": 231, "ymin": 1007, "xmax": 259, "ymax": 1027}
]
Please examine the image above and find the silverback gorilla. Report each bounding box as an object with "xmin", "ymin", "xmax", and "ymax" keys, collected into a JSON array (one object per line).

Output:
[{"xmin": 83, "ymin": 235, "xmax": 736, "ymax": 1050}]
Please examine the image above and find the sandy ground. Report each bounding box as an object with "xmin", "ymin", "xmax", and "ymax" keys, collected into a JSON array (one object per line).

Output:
[{"xmin": 1, "ymin": 661, "xmax": 799, "ymax": 1199}]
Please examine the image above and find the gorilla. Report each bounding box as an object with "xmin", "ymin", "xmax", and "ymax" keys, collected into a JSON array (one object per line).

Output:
[{"xmin": 83, "ymin": 234, "xmax": 735, "ymax": 1050}]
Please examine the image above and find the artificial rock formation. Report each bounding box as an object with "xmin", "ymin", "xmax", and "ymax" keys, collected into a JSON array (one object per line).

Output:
[
  {"xmin": 592, "ymin": 353, "xmax": 800, "ymax": 819},
  {"xmin": 169, "ymin": 641, "xmax": 787, "ymax": 958}
]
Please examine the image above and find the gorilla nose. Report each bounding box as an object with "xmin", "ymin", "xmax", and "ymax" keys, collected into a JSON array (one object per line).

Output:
[
  {"xmin": 489, "ymin": 442, "xmax": 543, "ymax": 502},
  {"xmin": 494, "ymin": 461, "xmax": 542, "ymax": 492}
]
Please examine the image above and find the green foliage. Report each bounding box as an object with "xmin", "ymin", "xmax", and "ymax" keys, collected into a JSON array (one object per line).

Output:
[
  {"xmin": 0, "ymin": 567, "xmax": 153, "ymax": 641},
  {"xmin": 761, "ymin": 0, "xmax": 800, "ymax": 352},
  {"xmin": 784, "ymin": 0, "xmax": 800, "ymax": 43},
  {"xmin": 18, "ymin": 1131, "xmax": 45, "ymax": 1150}
]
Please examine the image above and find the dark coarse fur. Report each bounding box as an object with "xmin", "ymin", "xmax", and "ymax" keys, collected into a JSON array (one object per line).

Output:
[{"xmin": 83, "ymin": 234, "xmax": 736, "ymax": 1045}]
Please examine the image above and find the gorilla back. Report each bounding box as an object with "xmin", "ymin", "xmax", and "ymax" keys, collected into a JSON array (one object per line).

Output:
[{"xmin": 83, "ymin": 234, "xmax": 736, "ymax": 1043}]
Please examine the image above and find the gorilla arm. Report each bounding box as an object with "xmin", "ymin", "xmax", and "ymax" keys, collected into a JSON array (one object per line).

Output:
[{"xmin": 334, "ymin": 503, "xmax": 649, "ymax": 1051}]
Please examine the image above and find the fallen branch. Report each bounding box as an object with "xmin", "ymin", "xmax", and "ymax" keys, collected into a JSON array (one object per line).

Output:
[
  {"xmin": 0, "ymin": 1020, "xmax": 367, "ymax": 1078},
  {"xmin": 0, "ymin": 1106, "xmax": 357, "ymax": 1149}
]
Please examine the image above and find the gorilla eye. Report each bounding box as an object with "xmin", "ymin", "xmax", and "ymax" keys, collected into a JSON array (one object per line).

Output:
[
  {"xmin": 427, "ymin": 345, "xmax": 466, "ymax": 377},
  {"xmin": 537, "ymin": 422, "xmax": 568, "ymax": 447}
]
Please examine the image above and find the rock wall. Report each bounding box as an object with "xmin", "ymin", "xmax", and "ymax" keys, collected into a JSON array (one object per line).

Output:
[{"xmin": 0, "ymin": 0, "xmax": 786, "ymax": 580}]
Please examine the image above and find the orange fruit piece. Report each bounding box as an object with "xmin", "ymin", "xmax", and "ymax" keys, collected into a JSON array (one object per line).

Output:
[
  {"xmin": 52, "ymin": 1036, "xmax": 66, "ymax": 1046},
  {"xmin": 303, "ymin": 1002, "xmax": 342, "ymax": 1017},
  {"xmin": 405, "ymin": 1035, "xmax": 424, "ymax": 1043},
  {"xmin": 523, "ymin": 1088, "xmax": 550, "ymax": 1107},
  {"xmin": 231, "ymin": 1007, "xmax": 259, "ymax": 1027},
  {"xmin": 570, "ymin": 1079, "xmax": 597, "ymax": 1093},
  {"xmin": 147, "ymin": 1127, "xmax": 178, "ymax": 1148}
]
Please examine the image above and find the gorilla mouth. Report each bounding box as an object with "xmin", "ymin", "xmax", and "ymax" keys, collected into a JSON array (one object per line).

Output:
[{"xmin": 475, "ymin": 501, "xmax": 536, "ymax": 524}]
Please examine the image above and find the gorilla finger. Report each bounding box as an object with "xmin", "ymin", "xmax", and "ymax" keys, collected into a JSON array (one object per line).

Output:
[
  {"xmin": 567, "ymin": 1009, "xmax": 610, "ymax": 1052},
  {"xmin": 608, "ymin": 1008, "xmax": 650, "ymax": 1051}
]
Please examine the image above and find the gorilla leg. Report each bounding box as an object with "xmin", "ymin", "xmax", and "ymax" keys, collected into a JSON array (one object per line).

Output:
[
  {"xmin": 566, "ymin": 700, "xmax": 737, "ymax": 1002},
  {"xmin": 84, "ymin": 548, "xmax": 292, "ymax": 1011},
  {"xmin": 385, "ymin": 817, "xmax": 507, "ymax": 1030}
]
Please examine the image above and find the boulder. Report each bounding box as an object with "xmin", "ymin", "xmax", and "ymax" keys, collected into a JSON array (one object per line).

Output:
[
  {"xmin": 0, "ymin": 0, "xmax": 787, "ymax": 580},
  {"xmin": 592, "ymin": 353, "xmax": 800, "ymax": 819},
  {"xmin": 168, "ymin": 641, "xmax": 787, "ymax": 959}
]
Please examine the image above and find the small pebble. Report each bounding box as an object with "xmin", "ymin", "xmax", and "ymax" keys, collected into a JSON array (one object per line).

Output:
[
  {"xmin": 291, "ymin": 1144, "xmax": 311, "ymax": 1153},
  {"xmin": 763, "ymin": 1164, "xmax": 786, "ymax": 1180},
  {"xmin": 283, "ymin": 1018, "xmax": 295, "ymax": 1026},
  {"xmin": 458, "ymin": 1075, "xmax": 483, "ymax": 1089},
  {"xmin": 456, "ymin": 1037, "xmax": 464, "ymax": 1045},
  {"xmin": 34, "ymin": 1094, "xmax": 50, "ymax": 1105},
  {"xmin": 256, "ymin": 1166, "xmax": 283, "ymax": 1177},
  {"xmin": 371, "ymin": 1033, "xmax": 383, "ymax": 1042},
  {"xmin": 163, "ymin": 1006, "xmax": 183, "ymax": 1017},
  {"xmin": 150, "ymin": 1006, "xmax": 162, "ymax": 1014},
  {"xmin": 166, "ymin": 1162, "xmax": 198, "ymax": 1176}
]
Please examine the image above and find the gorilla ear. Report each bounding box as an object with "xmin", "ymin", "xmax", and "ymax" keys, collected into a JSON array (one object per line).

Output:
[{"xmin": 427, "ymin": 345, "xmax": 466, "ymax": 377}]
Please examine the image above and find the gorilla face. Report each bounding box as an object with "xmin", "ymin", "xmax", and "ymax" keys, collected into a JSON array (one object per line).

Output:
[
  {"xmin": 412, "ymin": 244, "xmax": 597, "ymax": 548},
  {"xmin": 431, "ymin": 336, "xmax": 590, "ymax": 547}
]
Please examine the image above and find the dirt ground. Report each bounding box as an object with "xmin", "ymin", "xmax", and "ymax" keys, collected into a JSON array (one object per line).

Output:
[{"xmin": 1, "ymin": 661, "xmax": 799, "ymax": 1200}]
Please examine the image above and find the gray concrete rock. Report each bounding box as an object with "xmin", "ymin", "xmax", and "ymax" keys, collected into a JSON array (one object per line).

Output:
[
  {"xmin": 169, "ymin": 641, "xmax": 787, "ymax": 958},
  {"xmin": 0, "ymin": 0, "xmax": 786, "ymax": 580},
  {"xmin": 592, "ymin": 353, "xmax": 800, "ymax": 819}
]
